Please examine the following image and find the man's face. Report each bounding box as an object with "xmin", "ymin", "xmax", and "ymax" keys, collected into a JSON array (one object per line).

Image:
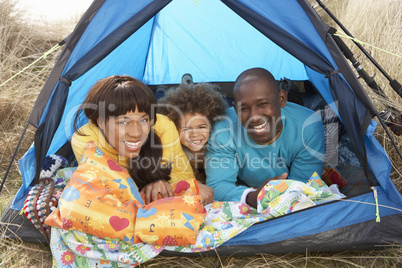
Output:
[{"xmin": 234, "ymin": 78, "xmax": 286, "ymax": 145}]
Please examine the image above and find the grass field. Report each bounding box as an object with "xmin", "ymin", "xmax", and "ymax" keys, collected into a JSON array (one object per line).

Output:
[{"xmin": 0, "ymin": 0, "xmax": 401, "ymax": 267}]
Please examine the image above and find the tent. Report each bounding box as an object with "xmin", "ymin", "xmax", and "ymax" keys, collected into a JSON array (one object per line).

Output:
[{"xmin": 1, "ymin": 0, "xmax": 401, "ymax": 254}]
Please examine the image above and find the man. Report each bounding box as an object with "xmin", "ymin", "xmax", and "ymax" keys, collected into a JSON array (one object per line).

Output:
[{"xmin": 206, "ymin": 68, "xmax": 325, "ymax": 208}]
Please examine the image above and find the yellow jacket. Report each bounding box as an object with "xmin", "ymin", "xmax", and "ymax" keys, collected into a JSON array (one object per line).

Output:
[{"xmin": 71, "ymin": 113, "xmax": 194, "ymax": 183}]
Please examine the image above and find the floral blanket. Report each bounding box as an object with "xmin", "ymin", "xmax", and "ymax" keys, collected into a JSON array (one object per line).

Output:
[{"xmin": 49, "ymin": 169, "xmax": 344, "ymax": 267}]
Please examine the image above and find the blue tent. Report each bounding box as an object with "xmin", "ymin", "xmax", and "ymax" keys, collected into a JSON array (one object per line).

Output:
[{"xmin": 2, "ymin": 0, "xmax": 401, "ymax": 253}]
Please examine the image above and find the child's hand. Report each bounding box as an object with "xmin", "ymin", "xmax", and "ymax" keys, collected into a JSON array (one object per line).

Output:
[
  {"xmin": 140, "ymin": 180, "xmax": 173, "ymax": 205},
  {"xmin": 198, "ymin": 183, "xmax": 214, "ymax": 205}
]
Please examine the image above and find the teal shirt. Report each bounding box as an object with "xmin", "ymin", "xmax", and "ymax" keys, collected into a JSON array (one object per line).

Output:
[{"xmin": 206, "ymin": 102, "xmax": 325, "ymax": 201}]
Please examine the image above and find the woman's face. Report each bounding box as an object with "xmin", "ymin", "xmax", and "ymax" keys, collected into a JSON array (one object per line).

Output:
[
  {"xmin": 179, "ymin": 113, "xmax": 210, "ymax": 154},
  {"xmin": 98, "ymin": 107, "xmax": 151, "ymax": 159}
]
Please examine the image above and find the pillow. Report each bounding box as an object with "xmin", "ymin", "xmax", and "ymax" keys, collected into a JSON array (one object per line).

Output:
[{"xmin": 45, "ymin": 141, "xmax": 206, "ymax": 246}]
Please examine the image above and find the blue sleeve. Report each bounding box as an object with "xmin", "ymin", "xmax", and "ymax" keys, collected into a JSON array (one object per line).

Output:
[
  {"xmin": 288, "ymin": 113, "xmax": 325, "ymax": 182},
  {"xmin": 205, "ymin": 123, "xmax": 248, "ymax": 202}
]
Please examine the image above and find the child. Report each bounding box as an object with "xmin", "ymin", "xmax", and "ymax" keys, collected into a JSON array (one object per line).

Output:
[
  {"xmin": 72, "ymin": 75, "xmax": 194, "ymax": 204},
  {"xmin": 158, "ymin": 82, "xmax": 228, "ymax": 204}
]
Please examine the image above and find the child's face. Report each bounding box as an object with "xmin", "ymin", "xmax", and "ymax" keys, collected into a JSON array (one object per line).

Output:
[
  {"xmin": 98, "ymin": 107, "xmax": 151, "ymax": 159},
  {"xmin": 179, "ymin": 113, "xmax": 210, "ymax": 153}
]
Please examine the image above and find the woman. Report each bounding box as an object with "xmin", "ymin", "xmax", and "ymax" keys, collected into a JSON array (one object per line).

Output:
[{"xmin": 71, "ymin": 75, "xmax": 195, "ymax": 203}]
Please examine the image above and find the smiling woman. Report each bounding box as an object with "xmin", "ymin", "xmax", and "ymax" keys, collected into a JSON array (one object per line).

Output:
[{"xmin": 71, "ymin": 75, "xmax": 195, "ymax": 200}]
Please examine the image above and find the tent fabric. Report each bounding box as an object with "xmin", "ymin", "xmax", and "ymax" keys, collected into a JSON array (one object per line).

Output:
[
  {"xmin": 165, "ymin": 214, "xmax": 402, "ymax": 255},
  {"xmin": 2, "ymin": 0, "xmax": 401, "ymax": 253},
  {"xmin": 223, "ymin": 0, "xmax": 337, "ymax": 72},
  {"xmin": 222, "ymin": 188, "xmax": 399, "ymax": 247},
  {"xmin": 143, "ymin": 0, "xmax": 308, "ymax": 84},
  {"xmin": 1, "ymin": 204, "xmax": 47, "ymax": 244},
  {"xmin": 174, "ymin": 188, "xmax": 402, "ymax": 254}
]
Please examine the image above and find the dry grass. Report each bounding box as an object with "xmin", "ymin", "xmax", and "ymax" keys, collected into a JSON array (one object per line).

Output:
[
  {"xmin": 322, "ymin": 0, "xmax": 402, "ymax": 191},
  {"xmin": 0, "ymin": 243, "xmax": 400, "ymax": 268},
  {"xmin": 0, "ymin": 0, "xmax": 401, "ymax": 267},
  {"xmin": 0, "ymin": 0, "xmax": 60, "ymax": 194}
]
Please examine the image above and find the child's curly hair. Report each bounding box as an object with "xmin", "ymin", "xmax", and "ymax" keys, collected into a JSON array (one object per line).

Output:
[{"xmin": 158, "ymin": 83, "xmax": 228, "ymax": 129}]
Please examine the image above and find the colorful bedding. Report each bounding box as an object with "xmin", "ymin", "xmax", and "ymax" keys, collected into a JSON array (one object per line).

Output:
[
  {"xmin": 47, "ymin": 155, "xmax": 344, "ymax": 267},
  {"xmin": 45, "ymin": 142, "xmax": 206, "ymax": 247}
]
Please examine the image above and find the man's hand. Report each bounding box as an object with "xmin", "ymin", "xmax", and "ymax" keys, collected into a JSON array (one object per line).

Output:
[
  {"xmin": 246, "ymin": 173, "xmax": 288, "ymax": 208},
  {"xmin": 198, "ymin": 182, "xmax": 214, "ymax": 206},
  {"xmin": 140, "ymin": 180, "xmax": 173, "ymax": 205}
]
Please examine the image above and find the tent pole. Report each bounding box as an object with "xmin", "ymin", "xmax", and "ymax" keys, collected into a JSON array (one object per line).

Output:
[
  {"xmin": 329, "ymin": 28, "xmax": 397, "ymax": 112},
  {"xmin": 315, "ymin": 0, "xmax": 402, "ymax": 99},
  {"xmin": 314, "ymin": 2, "xmax": 402, "ymax": 160},
  {"xmin": 0, "ymin": 122, "xmax": 29, "ymax": 194},
  {"xmin": 330, "ymin": 28, "xmax": 402, "ymax": 136}
]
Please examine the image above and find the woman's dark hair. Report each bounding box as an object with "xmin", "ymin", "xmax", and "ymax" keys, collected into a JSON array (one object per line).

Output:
[
  {"xmin": 74, "ymin": 75, "xmax": 156, "ymax": 130},
  {"xmin": 73, "ymin": 75, "xmax": 171, "ymax": 189},
  {"xmin": 128, "ymin": 132, "xmax": 171, "ymax": 190}
]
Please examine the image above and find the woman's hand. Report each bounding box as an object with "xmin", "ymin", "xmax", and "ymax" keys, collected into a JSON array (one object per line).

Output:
[
  {"xmin": 246, "ymin": 173, "xmax": 288, "ymax": 208},
  {"xmin": 140, "ymin": 180, "xmax": 173, "ymax": 205},
  {"xmin": 198, "ymin": 182, "xmax": 214, "ymax": 206}
]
